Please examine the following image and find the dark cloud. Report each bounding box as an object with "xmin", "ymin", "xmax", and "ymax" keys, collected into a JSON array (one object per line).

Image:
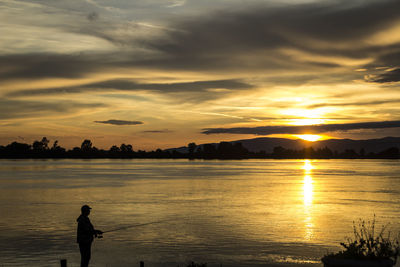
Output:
[
  {"xmin": 366, "ymin": 68, "xmax": 400, "ymax": 83},
  {"xmin": 141, "ymin": 129, "xmax": 172, "ymax": 133},
  {"xmin": 1, "ymin": 0, "xmax": 399, "ymax": 87},
  {"xmin": 88, "ymin": 79, "xmax": 251, "ymax": 92},
  {"xmin": 94, "ymin": 120, "xmax": 144, "ymax": 125},
  {"xmin": 87, "ymin": 12, "xmax": 99, "ymax": 21},
  {"xmin": 366, "ymin": 45, "xmax": 400, "ymax": 67},
  {"xmin": 141, "ymin": 0, "xmax": 400, "ymax": 69},
  {"xmin": 202, "ymin": 120, "xmax": 400, "ymax": 135},
  {"xmin": 0, "ymin": 53, "xmax": 106, "ymax": 80},
  {"xmin": 0, "ymin": 98, "xmax": 106, "ymax": 119},
  {"xmin": 8, "ymin": 79, "xmax": 252, "ymax": 97}
]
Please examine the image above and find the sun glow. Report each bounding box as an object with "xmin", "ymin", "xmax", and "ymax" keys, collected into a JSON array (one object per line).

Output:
[
  {"xmin": 280, "ymin": 108, "xmax": 327, "ymax": 126},
  {"xmin": 294, "ymin": 134, "xmax": 323, "ymax": 142},
  {"xmin": 290, "ymin": 118, "xmax": 326, "ymax": 126}
]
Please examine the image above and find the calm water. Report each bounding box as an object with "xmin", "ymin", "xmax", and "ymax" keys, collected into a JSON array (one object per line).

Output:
[{"xmin": 0, "ymin": 159, "xmax": 400, "ymax": 267}]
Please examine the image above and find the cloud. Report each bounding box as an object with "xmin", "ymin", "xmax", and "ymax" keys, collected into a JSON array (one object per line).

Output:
[
  {"xmin": 87, "ymin": 12, "xmax": 99, "ymax": 21},
  {"xmin": 366, "ymin": 68, "xmax": 400, "ymax": 83},
  {"xmin": 141, "ymin": 129, "xmax": 172, "ymax": 133},
  {"xmin": 140, "ymin": 0, "xmax": 400, "ymax": 71},
  {"xmin": 0, "ymin": 53, "xmax": 104, "ymax": 80},
  {"xmin": 202, "ymin": 120, "xmax": 400, "ymax": 135},
  {"xmin": 2, "ymin": 0, "xmax": 400, "ymax": 84},
  {"xmin": 371, "ymin": 49, "xmax": 400, "ymax": 68},
  {"xmin": 166, "ymin": 0, "xmax": 186, "ymax": 8},
  {"xmin": 0, "ymin": 98, "xmax": 106, "ymax": 119},
  {"xmin": 8, "ymin": 79, "xmax": 252, "ymax": 96},
  {"xmin": 307, "ymin": 99, "xmax": 400, "ymax": 109},
  {"xmin": 94, "ymin": 119, "xmax": 144, "ymax": 125}
]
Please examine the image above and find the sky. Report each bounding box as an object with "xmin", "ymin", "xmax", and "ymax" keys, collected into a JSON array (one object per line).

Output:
[{"xmin": 1, "ymin": 0, "xmax": 400, "ymax": 149}]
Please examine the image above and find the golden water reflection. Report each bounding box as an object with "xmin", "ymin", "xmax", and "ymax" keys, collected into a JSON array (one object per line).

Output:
[
  {"xmin": 302, "ymin": 160, "xmax": 314, "ymax": 173},
  {"xmin": 303, "ymin": 174, "xmax": 313, "ymax": 206},
  {"xmin": 2, "ymin": 159, "xmax": 400, "ymax": 266},
  {"xmin": 302, "ymin": 160, "xmax": 314, "ymax": 241}
]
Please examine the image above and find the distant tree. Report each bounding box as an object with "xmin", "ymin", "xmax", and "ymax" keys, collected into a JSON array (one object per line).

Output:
[
  {"xmin": 341, "ymin": 149, "xmax": 358, "ymax": 159},
  {"xmin": 81, "ymin": 139, "xmax": 93, "ymax": 152},
  {"xmin": 7, "ymin": 141, "xmax": 31, "ymax": 151},
  {"xmin": 50, "ymin": 140, "xmax": 66, "ymax": 156},
  {"xmin": 217, "ymin": 141, "xmax": 233, "ymax": 158},
  {"xmin": 378, "ymin": 147, "xmax": 399, "ymax": 159},
  {"xmin": 154, "ymin": 148, "xmax": 164, "ymax": 158},
  {"xmin": 359, "ymin": 148, "xmax": 366, "ymax": 158},
  {"xmin": 195, "ymin": 146, "xmax": 203, "ymax": 155},
  {"xmin": 316, "ymin": 146, "xmax": 333, "ymax": 158},
  {"xmin": 1, "ymin": 141, "xmax": 31, "ymax": 158},
  {"xmin": 272, "ymin": 146, "xmax": 286, "ymax": 158},
  {"xmin": 333, "ymin": 150, "xmax": 339, "ymax": 158},
  {"xmin": 106, "ymin": 145, "xmax": 119, "ymax": 158},
  {"xmin": 2, "ymin": 137, "xmax": 400, "ymax": 159},
  {"xmin": 41, "ymin": 137, "xmax": 49, "ymax": 149},
  {"xmin": 52, "ymin": 140, "xmax": 59, "ymax": 150},
  {"xmin": 304, "ymin": 147, "xmax": 315, "ymax": 158},
  {"xmin": 233, "ymin": 142, "xmax": 248, "ymax": 158},
  {"xmin": 112, "ymin": 145, "xmax": 119, "ymax": 152},
  {"xmin": 188, "ymin": 142, "xmax": 197, "ymax": 157},
  {"xmin": 32, "ymin": 141, "xmax": 41, "ymax": 151},
  {"xmin": 203, "ymin": 144, "xmax": 217, "ymax": 158},
  {"xmin": 171, "ymin": 150, "xmax": 182, "ymax": 158},
  {"xmin": 256, "ymin": 150, "xmax": 268, "ymax": 158},
  {"xmin": 120, "ymin": 143, "xmax": 133, "ymax": 153},
  {"xmin": 32, "ymin": 137, "xmax": 50, "ymax": 152}
]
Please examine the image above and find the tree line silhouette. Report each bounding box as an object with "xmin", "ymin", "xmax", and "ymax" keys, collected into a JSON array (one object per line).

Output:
[{"xmin": 0, "ymin": 137, "xmax": 399, "ymax": 159}]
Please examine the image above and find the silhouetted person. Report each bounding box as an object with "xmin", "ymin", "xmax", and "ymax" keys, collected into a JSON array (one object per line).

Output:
[{"xmin": 77, "ymin": 205, "xmax": 103, "ymax": 267}]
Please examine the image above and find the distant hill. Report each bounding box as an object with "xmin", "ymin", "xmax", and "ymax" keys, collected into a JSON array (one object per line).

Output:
[
  {"xmin": 168, "ymin": 137, "xmax": 400, "ymax": 154},
  {"xmin": 234, "ymin": 136, "xmax": 400, "ymax": 153}
]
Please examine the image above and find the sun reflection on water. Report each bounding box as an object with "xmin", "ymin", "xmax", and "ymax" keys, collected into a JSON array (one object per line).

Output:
[
  {"xmin": 303, "ymin": 174, "xmax": 313, "ymax": 206},
  {"xmin": 302, "ymin": 160, "xmax": 314, "ymax": 241},
  {"xmin": 302, "ymin": 160, "xmax": 314, "ymax": 173}
]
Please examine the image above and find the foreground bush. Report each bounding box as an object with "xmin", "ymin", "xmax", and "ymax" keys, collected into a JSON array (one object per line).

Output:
[{"xmin": 322, "ymin": 216, "xmax": 400, "ymax": 265}]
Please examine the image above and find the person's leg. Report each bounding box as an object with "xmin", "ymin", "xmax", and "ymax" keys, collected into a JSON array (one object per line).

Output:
[
  {"xmin": 87, "ymin": 242, "xmax": 91, "ymax": 265},
  {"xmin": 79, "ymin": 242, "xmax": 92, "ymax": 267}
]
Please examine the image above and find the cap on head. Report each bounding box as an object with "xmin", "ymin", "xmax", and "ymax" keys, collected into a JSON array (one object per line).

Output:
[{"xmin": 81, "ymin": 205, "xmax": 92, "ymax": 213}]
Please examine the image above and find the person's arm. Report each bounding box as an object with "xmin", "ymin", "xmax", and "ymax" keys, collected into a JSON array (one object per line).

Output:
[{"xmin": 94, "ymin": 229, "xmax": 103, "ymax": 238}]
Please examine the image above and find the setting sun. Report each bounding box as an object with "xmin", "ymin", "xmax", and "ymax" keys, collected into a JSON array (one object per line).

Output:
[{"xmin": 294, "ymin": 134, "xmax": 323, "ymax": 142}]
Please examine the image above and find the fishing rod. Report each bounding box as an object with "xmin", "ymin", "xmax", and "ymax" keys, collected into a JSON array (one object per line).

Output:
[{"xmin": 97, "ymin": 219, "xmax": 171, "ymax": 238}]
